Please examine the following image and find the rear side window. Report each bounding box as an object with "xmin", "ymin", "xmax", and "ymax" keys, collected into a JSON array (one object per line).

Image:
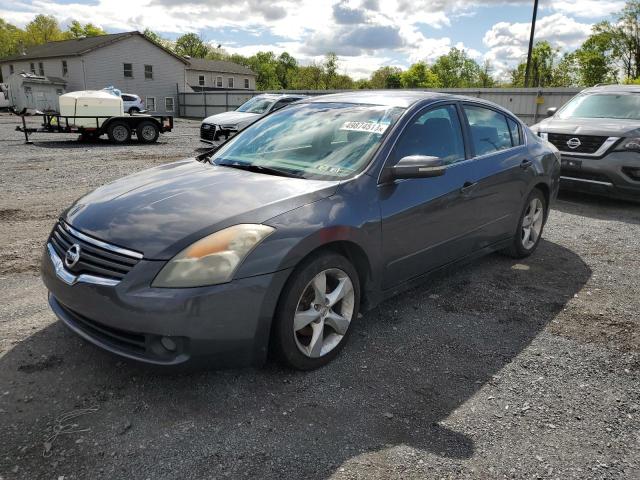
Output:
[
  {"xmin": 463, "ymin": 105, "xmax": 513, "ymax": 156},
  {"xmin": 507, "ymin": 117, "xmax": 522, "ymax": 146},
  {"xmin": 392, "ymin": 104, "xmax": 465, "ymax": 165}
]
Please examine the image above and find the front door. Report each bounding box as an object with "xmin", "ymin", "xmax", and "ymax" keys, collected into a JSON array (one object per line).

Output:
[{"xmin": 379, "ymin": 103, "xmax": 483, "ymax": 289}]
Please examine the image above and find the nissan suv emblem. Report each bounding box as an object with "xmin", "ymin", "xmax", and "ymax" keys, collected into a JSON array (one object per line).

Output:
[
  {"xmin": 65, "ymin": 244, "xmax": 81, "ymax": 269},
  {"xmin": 566, "ymin": 137, "xmax": 581, "ymax": 149}
]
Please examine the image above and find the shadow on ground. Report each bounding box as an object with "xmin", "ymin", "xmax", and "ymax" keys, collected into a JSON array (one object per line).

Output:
[
  {"xmin": 0, "ymin": 240, "xmax": 590, "ymax": 479},
  {"xmin": 555, "ymin": 190, "xmax": 640, "ymax": 225}
]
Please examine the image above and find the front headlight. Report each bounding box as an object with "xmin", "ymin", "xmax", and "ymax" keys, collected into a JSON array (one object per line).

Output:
[
  {"xmin": 152, "ymin": 224, "xmax": 274, "ymax": 288},
  {"xmin": 539, "ymin": 132, "xmax": 549, "ymax": 140},
  {"xmin": 622, "ymin": 137, "xmax": 640, "ymax": 151}
]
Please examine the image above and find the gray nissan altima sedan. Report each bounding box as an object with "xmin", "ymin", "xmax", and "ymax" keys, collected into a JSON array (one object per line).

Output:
[{"xmin": 42, "ymin": 91, "xmax": 561, "ymax": 370}]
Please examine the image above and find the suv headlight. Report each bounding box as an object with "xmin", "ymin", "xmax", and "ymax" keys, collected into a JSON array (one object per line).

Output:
[
  {"xmin": 538, "ymin": 132, "xmax": 549, "ymax": 140},
  {"xmin": 622, "ymin": 137, "xmax": 640, "ymax": 151},
  {"xmin": 152, "ymin": 224, "xmax": 274, "ymax": 288}
]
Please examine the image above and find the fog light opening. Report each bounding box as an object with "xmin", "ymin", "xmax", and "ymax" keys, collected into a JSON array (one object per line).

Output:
[{"xmin": 160, "ymin": 336, "xmax": 177, "ymax": 352}]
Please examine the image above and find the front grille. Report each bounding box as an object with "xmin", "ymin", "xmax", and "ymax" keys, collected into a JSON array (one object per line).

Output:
[
  {"xmin": 548, "ymin": 133, "xmax": 608, "ymax": 154},
  {"xmin": 59, "ymin": 301, "xmax": 146, "ymax": 354},
  {"xmin": 200, "ymin": 123, "xmax": 215, "ymax": 141},
  {"xmin": 49, "ymin": 222, "xmax": 141, "ymax": 281}
]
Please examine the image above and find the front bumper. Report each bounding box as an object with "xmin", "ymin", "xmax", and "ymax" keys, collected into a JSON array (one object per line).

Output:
[
  {"xmin": 42, "ymin": 245, "xmax": 292, "ymax": 366},
  {"xmin": 200, "ymin": 123, "xmax": 237, "ymax": 144},
  {"xmin": 559, "ymin": 151, "xmax": 640, "ymax": 201}
]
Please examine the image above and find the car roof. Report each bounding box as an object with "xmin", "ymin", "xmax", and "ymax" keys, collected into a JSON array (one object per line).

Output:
[
  {"xmin": 581, "ymin": 84, "xmax": 640, "ymax": 94},
  {"xmin": 255, "ymin": 93, "xmax": 307, "ymax": 100},
  {"xmin": 300, "ymin": 89, "xmax": 514, "ymax": 114}
]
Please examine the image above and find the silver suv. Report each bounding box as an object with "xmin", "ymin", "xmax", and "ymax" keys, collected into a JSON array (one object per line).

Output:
[{"xmin": 531, "ymin": 85, "xmax": 640, "ymax": 202}]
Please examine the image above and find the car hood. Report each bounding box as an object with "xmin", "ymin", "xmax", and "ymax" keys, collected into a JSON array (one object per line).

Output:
[
  {"xmin": 532, "ymin": 116, "xmax": 640, "ymax": 137},
  {"xmin": 64, "ymin": 159, "xmax": 339, "ymax": 259},
  {"xmin": 202, "ymin": 111, "xmax": 260, "ymax": 126}
]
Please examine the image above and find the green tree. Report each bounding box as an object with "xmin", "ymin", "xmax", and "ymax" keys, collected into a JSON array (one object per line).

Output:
[
  {"xmin": 65, "ymin": 20, "xmax": 105, "ymax": 39},
  {"xmin": 276, "ymin": 52, "xmax": 297, "ymax": 89},
  {"xmin": 369, "ymin": 66, "xmax": 402, "ymax": 88},
  {"xmin": 244, "ymin": 51, "xmax": 281, "ymax": 90},
  {"xmin": 400, "ymin": 62, "xmax": 439, "ymax": 88},
  {"xmin": 288, "ymin": 63, "xmax": 325, "ymax": 89},
  {"xmin": 323, "ymin": 52, "xmax": 338, "ymax": 87},
  {"xmin": 175, "ymin": 33, "xmax": 209, "ymax": 58},
  {"xmin": 510, "ymin": 41, "xmax": 558, "ymax": 87},
  {"xmin": 0, "ymin": 18, "xmax": 26, "ymax": 59},
  {"xmin": 552, "ymin": 52, "xmax": 579, "ymax": 86},
  {"xmin": 478, "ymin": 60, "xmax": 496, "ymax": 87},
  {"xmin": 25, "ymin": 14, "xmax": 63, "ymax": 45},
  {"xmin": 430, "ymin": 48, "xmax": 481, "ymax": 87}
]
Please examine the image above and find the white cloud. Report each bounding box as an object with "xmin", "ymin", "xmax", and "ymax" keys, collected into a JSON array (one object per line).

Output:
[{"xmin": 0, "ymin": 0, "xmax": 621, "ymax": 78}]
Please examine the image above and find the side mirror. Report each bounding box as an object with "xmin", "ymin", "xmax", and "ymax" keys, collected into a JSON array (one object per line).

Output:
[
  {"xmin": 388, "ymin": 155, "xmax": 446, "ymax": 181},
  {"xmin": 546, "ymin": 107, "xmax": 557, "ymax": 117}
]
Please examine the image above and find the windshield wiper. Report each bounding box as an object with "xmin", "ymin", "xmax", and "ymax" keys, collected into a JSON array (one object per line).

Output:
[{"xmin": 216, "ymin": 161, "xmax": 302, "ymax": 178}]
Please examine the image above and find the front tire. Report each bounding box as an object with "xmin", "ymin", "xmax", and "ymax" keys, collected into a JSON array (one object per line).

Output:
[
  {"xmin": 273, "ymin": 252, "xmax": 360, "ymax": 370},
  {"xmin": 107, "ymin": 122, "xmax": 131, "ymax": 144},
  {"xmin": 502, "ymin": 188, "xmax": 547, "ymax": 258}
]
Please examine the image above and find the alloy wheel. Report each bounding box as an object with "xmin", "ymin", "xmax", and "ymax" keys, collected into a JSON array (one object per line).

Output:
[
  {"xmin": 293, "ymin": 268, "xmax": 355, "ymax": 358},
  {"xmin": 521, "ymin": 197, "xmax": 544, "ymax": 250}
]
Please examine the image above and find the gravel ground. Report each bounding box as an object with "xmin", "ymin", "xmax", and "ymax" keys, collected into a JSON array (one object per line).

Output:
[{"xmin": 0, "ymin": 111, "xmax": 638, "ymax": 479}]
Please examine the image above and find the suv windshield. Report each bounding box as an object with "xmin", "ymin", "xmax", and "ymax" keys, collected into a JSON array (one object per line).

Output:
[
  {"xmin": 557, "ymin": 92, "xmax": 640, "ymax": 120},
  {"xmin": 236, "ymin": 96, "xmax": 276, "ymax": 114},
  {"xmin": 211, "ymin": 102, "xmax": 404, "ymax": 180}
]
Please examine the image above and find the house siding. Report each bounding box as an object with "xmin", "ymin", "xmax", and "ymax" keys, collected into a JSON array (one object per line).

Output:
[
  {"xmin": 186, "ymin": 69, "xmax": 256, "ymax": 90},
  {"xmin": 1, "ymin": 57, "xmax": 84, "ymax": 88},
  {"xmin": 81, "ymin": 35, "xmax": 187, "ymax": 115}
]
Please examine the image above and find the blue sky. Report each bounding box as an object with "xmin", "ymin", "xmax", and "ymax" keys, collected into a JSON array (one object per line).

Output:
[{"xmin": 0, "ymin": 0, "xmax": 624, "ymax": 78}]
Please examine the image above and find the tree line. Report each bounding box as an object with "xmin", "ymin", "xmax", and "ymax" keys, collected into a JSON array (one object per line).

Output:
[{"xmin": 3, "ymin": 0, "xmax": 640, "ymax": 89}]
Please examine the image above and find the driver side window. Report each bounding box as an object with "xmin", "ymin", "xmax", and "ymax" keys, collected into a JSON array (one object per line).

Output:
[{"xmin": 392, "ymin": 104, "xmax": 465, "ymax": 166}]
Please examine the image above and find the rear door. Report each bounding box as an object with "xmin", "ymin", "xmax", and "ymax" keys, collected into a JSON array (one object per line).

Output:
[
  {"xmin": 379, "ymin": 103, "xmax": 484, "ymax": 289},
  {"xmin": 460, "ymin": 103, "xmax": 532, "ymax": 248}
]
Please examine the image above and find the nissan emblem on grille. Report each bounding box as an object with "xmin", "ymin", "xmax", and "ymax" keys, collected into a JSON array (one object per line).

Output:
[
  {"xmin": 64, "ymin": 244, "xmax": 81, "ymax": 269},
  {"xmin": 566, "ymin": 137, "xmax": 582, "ymax": 149}
]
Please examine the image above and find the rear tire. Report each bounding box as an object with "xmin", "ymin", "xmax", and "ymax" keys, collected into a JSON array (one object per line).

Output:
[
  {"xmin": 273, "ymin": 252, "xmax": 360, "ymax": 370},
  {"xmin": 136, "ymin": 121, "xmax": 159, "ymax": 143},
  {"xmin": 501, "ymin": 188, "xmax": 547, "ymax": 258},
  {"xmin": 107, "ymin": 122, "xmax": 131, "ymax": 144}
]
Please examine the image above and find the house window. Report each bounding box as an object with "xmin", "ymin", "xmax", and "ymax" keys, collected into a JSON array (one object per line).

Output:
[
  {"xmin": 38, "ymin": 62, "xmax": 44, "ymax": 76},
  {"xmin": 61, "ymin": 60, "xmax": 68, "ymax": 76},
  {"xmin": 216, "ymin": 76, "xmax": 222, "ymax": 87},
  {"xmin": 123, "ymin": 63, "xmax": 133, "ymax": 78},
  {"xmin": 165, "ymin": 97, "xmax": 174, "ymax": 112},
  {"xmin": 30, "ymin": 63, "xmax": 36, "ymax": 74},
  {"xmin": 228, "ymin": 77, "xmax": 234, "ymax": 88},
  {"xmin": 146, "ymin": 97, "xmax": 156, "ymax": 111},
  {"xmin": 198, "ymin": 75, "xmax": 205, "ymax": 86},
  {"xmin": 144, "ymin": 64, "xmax": 153, "ymax": 80},
  {"xmin": 244, "ymin": 78, "xmax": 249, "ymax": 89},
  {"xmin": 9, "ymin": 64, "xmax": 14, "ymax": 75}
]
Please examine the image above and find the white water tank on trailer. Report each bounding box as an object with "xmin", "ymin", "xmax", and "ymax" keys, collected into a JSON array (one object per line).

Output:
[{"xmin": 59, "ymin": 90, "xmax": 124, "ymax": 128}]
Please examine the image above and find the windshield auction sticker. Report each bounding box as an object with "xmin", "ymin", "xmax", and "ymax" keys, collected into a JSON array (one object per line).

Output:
[{"xmin": 340, "ymin": 121, "xmax": 388, "ymax": 134}]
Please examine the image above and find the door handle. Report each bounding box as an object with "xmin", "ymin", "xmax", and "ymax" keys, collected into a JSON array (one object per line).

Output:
[
  {"xmin": 520, "ymin": 159, "xmax": 533, "ymax": 169},
  {"xmin": 460, "ymin": 181, "xmax": 478, "ymax": 195}
]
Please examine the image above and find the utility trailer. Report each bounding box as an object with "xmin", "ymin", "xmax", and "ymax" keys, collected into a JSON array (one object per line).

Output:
[{"xmin": 16, "ymin": 112, "xmax": 173, "ymax": 144}]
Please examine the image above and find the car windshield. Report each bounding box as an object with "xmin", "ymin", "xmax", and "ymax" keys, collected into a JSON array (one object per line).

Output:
[
  {"xmin": 211, "ymin": 102, "xmax": 405, "ymax": 180},
  {"xmin": 236, "ymin": 96, "xmax": 276, "ymax": 114},
  {"xmin": 557, "ymin": 92, "xmax": 640, "ymax": 120}
]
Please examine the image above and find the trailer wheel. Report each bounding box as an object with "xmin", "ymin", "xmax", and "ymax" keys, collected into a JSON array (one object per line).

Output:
[
  {"xmin": 136, "ymin": 121, "xmax": 160, "ymax": 143},
  {"xmin": 107, "ymin": 122, "xmax": 131, "ymax": 144}
]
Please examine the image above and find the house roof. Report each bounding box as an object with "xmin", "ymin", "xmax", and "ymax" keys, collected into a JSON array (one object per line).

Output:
[
  {"xmin": 186, "ymin": 58, "xmax": 255, "ymax": 76},
  {"xmin": 0, "ymin": 31, "xmax": 188, "ymax": 64}
]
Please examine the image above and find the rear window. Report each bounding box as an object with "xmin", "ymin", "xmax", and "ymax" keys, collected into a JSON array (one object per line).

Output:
[{"xmin": 463, "ymin": 105, "xmax": 513, "ymax": 156}]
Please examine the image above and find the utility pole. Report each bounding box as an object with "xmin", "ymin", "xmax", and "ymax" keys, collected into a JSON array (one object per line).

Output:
[{"xmin": 524, "ymin": 0, "xmax": 539, "ymax": 87}]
